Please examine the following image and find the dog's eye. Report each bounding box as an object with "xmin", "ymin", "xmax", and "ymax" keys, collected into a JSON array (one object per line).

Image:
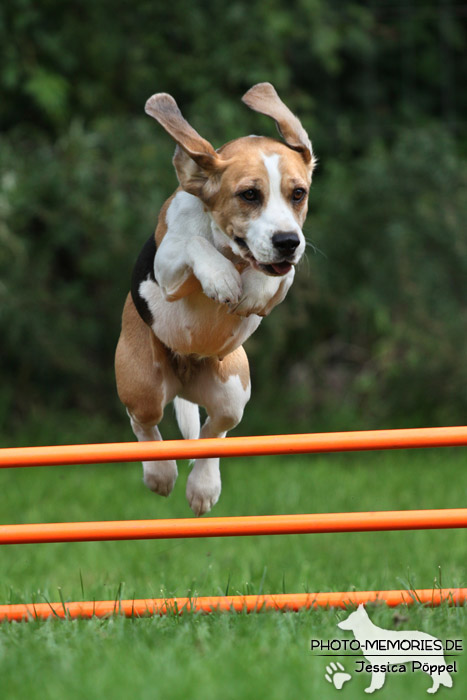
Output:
[
  {"xmin": 239, "ymin": 189, "xmax": 260, "ymax": 203},
  {"xmin": 292, "ymin": 188, "xmax": 306, "ymax": 202}
]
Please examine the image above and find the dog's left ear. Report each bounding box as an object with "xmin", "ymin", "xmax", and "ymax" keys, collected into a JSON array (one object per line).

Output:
[
  {"xmin": 242, "ymin": 83, "xmax": 315, "ymax": 168},
  {"xmin": 145, "ymin": 93, "xmax": 224, "ymax": 198}
]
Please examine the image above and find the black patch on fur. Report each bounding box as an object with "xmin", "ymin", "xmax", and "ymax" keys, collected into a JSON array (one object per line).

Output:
[{"xmin": 131, "ymin": 234, "xmax": 157, "ymax": 326}]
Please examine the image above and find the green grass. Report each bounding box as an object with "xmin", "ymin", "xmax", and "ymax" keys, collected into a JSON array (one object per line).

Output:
[
  {"xmin": 1, "ymin": 606, "xmax": 466, "ymax": 700},
  {"xmin": 0, "ymin": 420, "xmax": 466, "ymax": 698}
]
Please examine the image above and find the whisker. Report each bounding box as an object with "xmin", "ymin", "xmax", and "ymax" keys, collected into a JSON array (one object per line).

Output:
[{"xmin": 304, "ymin": 237, "xmax": 327, "ymax": 259}]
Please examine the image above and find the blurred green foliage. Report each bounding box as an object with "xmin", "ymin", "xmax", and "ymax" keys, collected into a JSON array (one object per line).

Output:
[{"xmin": 1, "ymin": 0, "xmax": 466, "ymax": 432}]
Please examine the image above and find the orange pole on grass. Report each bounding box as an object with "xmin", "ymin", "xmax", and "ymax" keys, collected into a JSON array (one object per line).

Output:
[
  {"xmin": 0, "ymin": 426, "xmax": 466, "ymax": 468},
  {"xmin": 1, "ymin": 508, "xmax": 466, "ymax": 544},
  {"xmin": 1, "ymin": 588, "xmax": 466, "ymax": 622}
]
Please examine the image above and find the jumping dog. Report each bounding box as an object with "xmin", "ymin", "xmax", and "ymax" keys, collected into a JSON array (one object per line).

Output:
[{"xmin": 115, "ymin": 83, "xmax": 316, "ymax": 515}]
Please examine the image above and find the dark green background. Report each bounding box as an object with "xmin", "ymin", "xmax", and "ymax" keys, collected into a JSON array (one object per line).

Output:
[{"xmin": 1, "ymin": 0, "xmax": 466, "ymax": 437}]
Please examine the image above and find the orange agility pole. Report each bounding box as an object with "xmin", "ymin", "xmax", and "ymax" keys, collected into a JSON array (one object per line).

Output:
[
  {"xmin": 1, "ymin": 508, "xmax": 466, "ymax": 545},
  {"xmin": 0, "ymin": 426, "xmax": 466, "ymax": 469},
  {"xmin": 1, "ymin": 588, "xmax": 466, "ymax": 622}
]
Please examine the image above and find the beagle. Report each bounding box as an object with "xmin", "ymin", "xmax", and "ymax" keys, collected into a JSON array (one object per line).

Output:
[{"xmin": 115, "ymin": 83, "xmax": 316, "ymax": 515}]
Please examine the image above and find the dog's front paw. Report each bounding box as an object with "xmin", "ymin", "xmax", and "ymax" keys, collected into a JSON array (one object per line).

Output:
[
  {"xmin": 202, "ymin": 270, "xmax": 242, "ymax": 305},
  {"xmin": 194, "ymin": 259, "xmax": 242, "ymax": 305},
  {"xmin": 186, "ymin": 462, "xmax": 221, "ymax": 516},
  {"xmin": 143, "ymin": 460, "xmax": 178, "ymax": 496}
]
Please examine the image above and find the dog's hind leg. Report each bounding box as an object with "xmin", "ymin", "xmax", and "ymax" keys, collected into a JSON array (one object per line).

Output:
[
  {"xmin": 428, "ymin": 668, "xmax": 453, "ymax": 693},
  {"xmin": 115, "ymin": 294, "xmax": 181, "ymax": 496},
  {"xmin": 181, "ymin": 347, "xmax": 251, "ymax": 516}
]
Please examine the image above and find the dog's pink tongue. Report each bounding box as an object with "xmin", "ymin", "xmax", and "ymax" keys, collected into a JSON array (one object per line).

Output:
[{"xmin": 271, "ymin": 262, "xmax": 292, "ymax": 275}]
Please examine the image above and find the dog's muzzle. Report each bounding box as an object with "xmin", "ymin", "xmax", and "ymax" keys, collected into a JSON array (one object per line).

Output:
[
  {"xmin": 272, "ymin": 231, "xmax": 300, "ymax": 256},
  {"xmin": 234, "ymin": 234, "xmax": 300, "ymax": 276}
]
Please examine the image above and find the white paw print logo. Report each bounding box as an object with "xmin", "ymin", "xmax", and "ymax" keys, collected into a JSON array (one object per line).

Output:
[{"xmin": 325, "ymin": 661, "xmax": 352, "ymax": 690}]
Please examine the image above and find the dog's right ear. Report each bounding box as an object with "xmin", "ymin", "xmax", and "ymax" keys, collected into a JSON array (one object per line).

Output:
[
  {"xmin": 242, "ymin": 83, "xmax": 314, "ymax": 168},
  {"xmin": 145, "ymin": 93, "xmax": 224, "ymax": 198}
]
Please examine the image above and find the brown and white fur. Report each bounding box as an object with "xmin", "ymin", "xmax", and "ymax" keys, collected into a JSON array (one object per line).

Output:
[{"xmin": 115, "ymin": 83, "xmax": 316, "ymax": 515}]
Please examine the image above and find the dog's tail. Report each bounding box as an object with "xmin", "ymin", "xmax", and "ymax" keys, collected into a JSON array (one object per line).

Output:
[{"xmin": 174, "ymin": 397, "xmax": 200, "ymax": 440}]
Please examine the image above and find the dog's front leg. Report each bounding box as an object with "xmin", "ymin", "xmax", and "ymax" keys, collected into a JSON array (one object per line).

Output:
[
  {"xmin": 155, "ymin": 235, "xmax": 242, "ymax": 305},
  {"xmin": 365, "ymin": 671, "xmax": 386, "ymax": 694},
  {"xmin": 230, "ymin": 266, "xmax": 295, "ymax": 317}
]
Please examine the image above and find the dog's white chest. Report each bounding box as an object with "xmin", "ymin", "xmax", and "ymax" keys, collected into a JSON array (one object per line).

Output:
[{"xmin": 139, "ymin": 279, "xmax": 261, "ymax": 357}]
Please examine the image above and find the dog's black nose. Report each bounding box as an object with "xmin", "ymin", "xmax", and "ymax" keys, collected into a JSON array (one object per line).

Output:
[{"xmin": 272, "ymin": 231, "xmax": 300, "ymax": 256}]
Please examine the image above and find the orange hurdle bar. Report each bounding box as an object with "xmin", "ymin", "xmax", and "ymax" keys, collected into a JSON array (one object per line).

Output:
[
  {"xmin": 1, "ymin": 426, "xmax": 466, "ymax": 468},
  {"xmin": 1, "ymin": 508, "xmax": 466, "ymax": 544},
  {"xmin": 1, "ymin": 588, "xmax": 466, "ymax": 622}
]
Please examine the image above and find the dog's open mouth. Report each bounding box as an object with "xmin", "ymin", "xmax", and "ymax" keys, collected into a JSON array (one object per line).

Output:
[
  {"xmin": 253, "ymin": 260, "xmax": 293, "ymax": 276},
  {"xmin": 234, "ymin": 237, "xmax": 293, "ymax": 276}
]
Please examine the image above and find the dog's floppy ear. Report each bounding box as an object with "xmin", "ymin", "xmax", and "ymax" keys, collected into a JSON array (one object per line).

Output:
[
  {"xmin": 242, "ymin": 83, "xmax": 314, "ymax": 167},
  {"xmin": 145, "ymin": 93, "xmax": 223, "ymax": 197}
]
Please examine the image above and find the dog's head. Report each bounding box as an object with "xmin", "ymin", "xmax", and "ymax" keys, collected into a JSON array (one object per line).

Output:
[
  {"xmin": 145, "ymin": 83, "xmax": 316, "ymax": 277},
  {"xmin": 337, "ymin": 604, "xmax": 368, "ymax": 631}
]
